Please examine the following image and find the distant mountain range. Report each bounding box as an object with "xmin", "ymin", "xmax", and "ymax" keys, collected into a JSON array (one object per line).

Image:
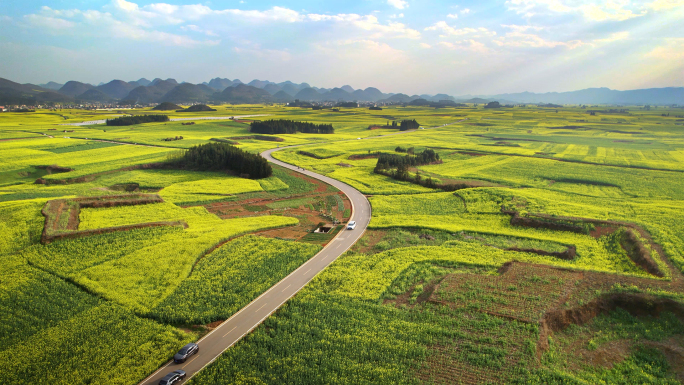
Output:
[
  {"xmin": 463, "ymin": 88, "xmax": 684, "ymax": 105},
  {"xmin": 2, "ymin": 76, "xmax": 682, "ymax": 106}
]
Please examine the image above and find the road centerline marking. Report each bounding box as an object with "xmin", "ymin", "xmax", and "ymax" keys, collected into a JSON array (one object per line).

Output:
[
  {"xmin": 222, "ymin": 327, "xmax": 237, "ymax": 338},
  {"xmin": 182, "ymin": 354, "xmax": 199, "ymax": 368},
  {"xmin": 256, "ymin": 303, "xmax": 267, "ymax": 312},
  {"xmin": 281, "ymin": 284, "xmax": 291, "ymax": 292}
]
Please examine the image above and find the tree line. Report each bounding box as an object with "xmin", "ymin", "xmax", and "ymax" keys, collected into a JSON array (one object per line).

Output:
[
  {"xmin": 374, "ymin": 149, "xmax": 440, "ymax": 170},
  {"xmin": 172, "ymin": 142, "xmax": 272, "ymax": 179},
  {"xmin": 106, "ymin": 115, "xmax": 170, "ymax": 126},
  {"xmin": 250, "ymin": 119, "xmax": 334, "ymax": 134},
  {"xmin": 373, "ymin": 149, "xmax": 446, "ymax": 189},
  {"xmin": 374, "ymin": 149, "xmax": 475, "ymax": 191},
  {"xmin": 368, "ymin": 119, "xmax": 420, "ymax": 131},
  {"xmin": 400, "ymin": 119, "xmax": 420, "ymax": 131}
]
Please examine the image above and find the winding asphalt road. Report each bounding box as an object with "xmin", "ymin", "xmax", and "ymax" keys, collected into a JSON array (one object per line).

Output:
[
  {"xmin": 139, "ymin": 146, "xmax": 372, "ymax": 385},
  {"xmin": 138, "ymin": 118, "xmax": 467, "ymax": 384}
]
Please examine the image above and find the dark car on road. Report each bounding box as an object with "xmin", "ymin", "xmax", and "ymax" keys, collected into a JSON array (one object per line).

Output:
[
  {"xmin": 173, "ymin": 343, "xmax": 199, "ymax": 363},
  {"xmin": 158, "ymin": 370, "xmax": 186, "ymax": 385}
]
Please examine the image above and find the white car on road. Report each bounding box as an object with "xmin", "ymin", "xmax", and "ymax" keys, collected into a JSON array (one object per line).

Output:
[{"xmin": 347, "ymin": 221, "xmax": 357, "ymax": 230}]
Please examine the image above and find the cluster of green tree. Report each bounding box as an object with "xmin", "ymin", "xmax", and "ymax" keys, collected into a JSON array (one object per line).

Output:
[
  {"xmin": 395, "ymin": 146, "xmax": 415, "ymax": 153},
  {"xmin": 369, "ymin": 106, "xmax": 382, "ymax": 110},
  {"xmin": 335, "ymin": 102, "xmax": 358, "ymax": 108},
  {"xmin": 484, "ymin": 101, "xmax": 501, "ymax": 109},
  {"xmin": 375, "ymin": 150, "xmax": 475, "ymax": 191},
  {"xmin": 162, "ymin": 136, "xmax": 184, "ymax": 142},
  {"xmin": 175, "ymin": 142, "xmax": 272, "ymax": 179},
  {"xmin": 250, "ymin": 119, "xmax": 334, "ymax": 134},
  {"xmin": 374, "ymin": 149, "xmax": 440, "ymax": 170},
  {"xmin": 105, "ymin": 114, "xmax": 169, "ymax": 126},
  {"xmin": 375, "ymin": 164, "xmax": 437, "ymax": 188},
  {"xmin": 399, "ymin": 119, "xmax": 420, "ymax": 131},
  {"xmin": 368, "ymin": 121, "xmax": 398, "ymax": 129}
]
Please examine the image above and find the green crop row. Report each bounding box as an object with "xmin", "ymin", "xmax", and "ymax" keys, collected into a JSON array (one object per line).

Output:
[{"xmin": 151, "ymin": 235, "xmax": 320, "ymax": 324}]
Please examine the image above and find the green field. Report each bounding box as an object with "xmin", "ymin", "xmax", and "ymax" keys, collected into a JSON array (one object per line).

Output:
[{"xmin": 1, "ymin": 104, "xmax": 684, "ymax": 384}]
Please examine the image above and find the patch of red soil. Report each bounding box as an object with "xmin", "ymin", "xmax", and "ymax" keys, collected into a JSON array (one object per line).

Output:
[
  {"xmin": 352, "ymin": 229, "xmax": 388, "ymax": 254},
  {"xmin": 590, "ymin": 225, "xmax": 618, "ymax": 238},
  {"xmin": 66, "ymin": 205, "xmax": 80, "ymax": 230},
  {"xmin": 40, "ymin": 194, "xmax": 174, "ymax": 244},
  {"xmin": 205, "ymin": 320, "xmax": 224, "ymax": 329},
  {"xmin": 647, "ymin": 336, "xmax": 684, "ymax": 382},
  {"xmin": 540, "ymin": 293, "xmax": 684, "ymax": 350}
]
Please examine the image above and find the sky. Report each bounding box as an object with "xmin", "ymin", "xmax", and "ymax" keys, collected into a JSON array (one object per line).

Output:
[{"xmin": 0, "ymin": 0, "xmax": 682, "ymax": 95}]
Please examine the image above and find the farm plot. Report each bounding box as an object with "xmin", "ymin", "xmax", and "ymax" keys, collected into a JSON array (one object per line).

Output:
[
  {"xmin": 25, "ymin": 200, "xmax": 299, "ymax": 313},
  {"xmin": 41, "ymin": 194, "xmax": 182, "ymax": 243},
  {"xmin": 151, "ymin": 235, "xmax": 321, "ymax": 324},
  {"xmin": 3, "ymin": 105, "xmax": 684, "ymax": 385}
]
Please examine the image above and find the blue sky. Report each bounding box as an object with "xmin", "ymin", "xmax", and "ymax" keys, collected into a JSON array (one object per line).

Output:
[{"xmin": 0, "ymin": 0, "xmax": 682, "ymax": 95}]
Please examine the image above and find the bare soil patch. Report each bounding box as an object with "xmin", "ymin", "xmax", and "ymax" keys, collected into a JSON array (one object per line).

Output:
[
  {"xmin": 40, "ymin": 194, "xmax": 183, "ymax": 244},
  {"xmin": 406, "ymin": 260, "xmax": 684, "ymax": 383}
]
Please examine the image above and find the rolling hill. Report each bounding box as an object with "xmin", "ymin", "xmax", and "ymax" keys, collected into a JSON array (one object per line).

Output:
[
  {"xmin": 161, "ymin": 83, "xmax": 215, "ymax": 103},
  {"xmin": 58, "ymin": 81, "xmax": 94, "ymax": 97},
  {"xmin": 218, "ymin": 84, "xmax": 272, "ymax": 103},
  {"xmin": 96, "ymin": 80, "xmax": 137, "ymax": 99}
]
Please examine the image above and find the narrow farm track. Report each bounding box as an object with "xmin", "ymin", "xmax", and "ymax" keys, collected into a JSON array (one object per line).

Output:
[{"xmin": 139, "ymin": 146, "xmax": 372, "ymax": 385}]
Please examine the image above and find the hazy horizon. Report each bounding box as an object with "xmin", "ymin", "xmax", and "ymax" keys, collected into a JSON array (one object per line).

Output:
[{"xmin": 1, "ymin": 0, "xmax": 682, "ymax": 95}]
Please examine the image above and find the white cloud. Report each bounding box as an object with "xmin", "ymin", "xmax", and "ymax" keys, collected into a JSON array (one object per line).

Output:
[
  {"xmin": 234, "ymin": 46, "xmax": 291, "ymax": 61},
  {"xmin": 645, "ymin": 38, "xmax": 684, "ymax": 60},
  {"xmin": 146, "ymin": 3, "xmax": 179, "ymax": 15},
  {"xmin": 593, "ymin": 31, "xmax": 630, "ymax": 43},
  {"xmin": 113, "ymin": 0, "xmax": 138, "ymax": 13},
  {"xmin": 24, "ymin": 1, "xmax": 423, "ymax": 49},
  {"xmin": 461, "ymin": 8, "xmax": 471, "ymax": 14},
  {"xmin": 24, "ymin": 14, "xmax": 75, "ymax": 30},
  {"xmin": 506, "ymin": 0, "xmax": 571, "ymax": 16},
  {"xmin": 387, "ymin": 0, "xmax": 409, "ymax": 10},
  {"xmin": 437, "ymin": 40, "xmax": 489, "ymax": 53},
  {"xmin": 308, "ymin": 14, "xmax": 420, "ymax": 39},
  {"xmin": 506, "ymin": 0, "xmax": 646, "ymax": 21},
  {"xmin": 389, "ymin": 13, "xmax": 405, "ymax": 18},
  {"xmin": 494, "ymin": 31, "xmax": 584, "ymax": 49},
  {"xmin": 26, "ymin": 5, "xmax": 217, "ymax": 47},
  {"xmin": 181, "ymin": 24, "xmax": 219, "ymax": 37},
  {"xmin": 420, "ymin": 42, "xmax": 432, "ymax": 48},
  {"xmin": 425, "ymin": 22, "xmax": 496, "ymax": 37},
  {"xmin": 447, "ymin": 13, "xmax": 458, "ymax": 19},
  {"xmin": 216, "ymin": 6, "xmax": 303, "ymax": 22},
  {"xmin": 649, "ymin": 0, "xmax": 684, "ymax": 10},
  {"xmin": 579, "ymin": 2, "xmax": 646, "ymax": 21},
  {"xmin": 501, "ymin": 24, "xmax": 545, "ymax": 32}
]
